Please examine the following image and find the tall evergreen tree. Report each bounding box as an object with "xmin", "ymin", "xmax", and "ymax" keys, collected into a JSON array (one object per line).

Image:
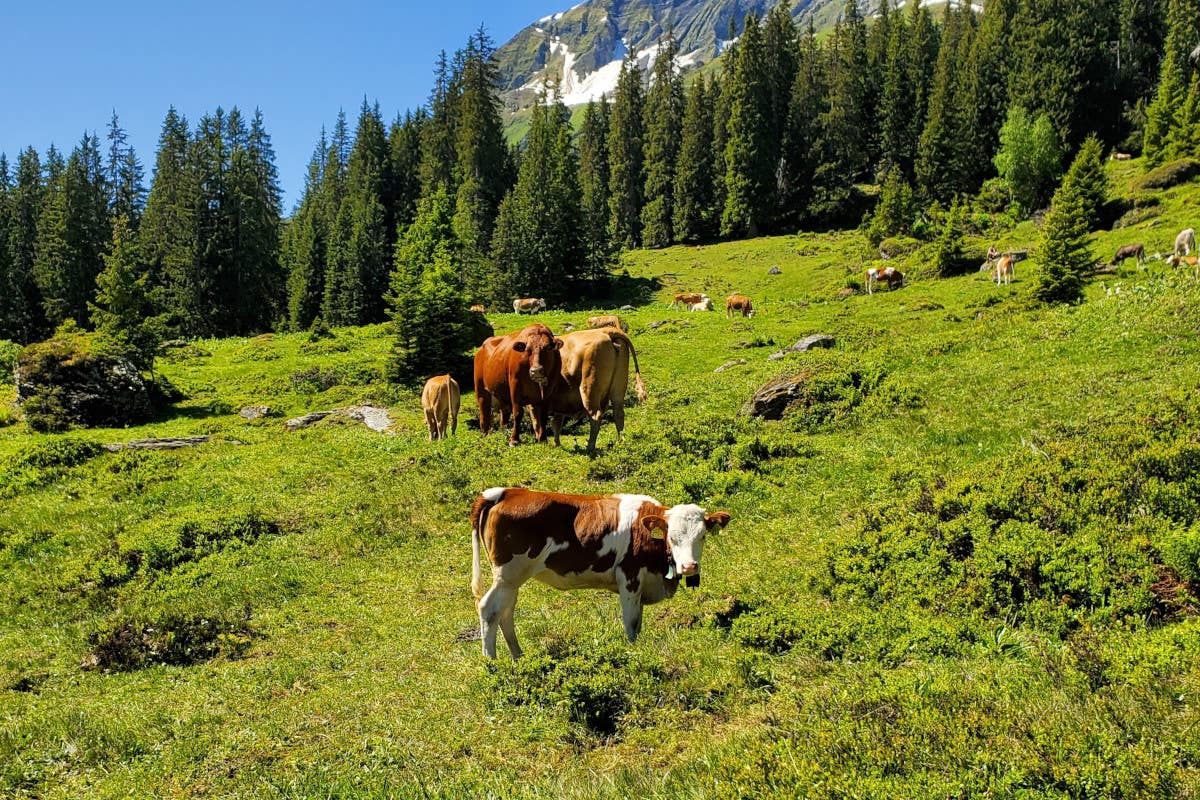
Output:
[
  {"xmin": 90, "ymin": 215, "xmax": 161, "ymax": 370},
  {"xmin": 781, "ymin": 20, "xmax": 829, "ymax": 225},
  {"xmin": 916, "ymin": 5, "xmax": 974, "ymax": 203},
  {"xmin": 877, "ymin": 7, "xmax": 914, "ymax": 177},
  {"xmin": 284, "ymin": 143, "xmax": 328, "ymax": 330},
  {"xmin": 823, "ymin": 0, "xmax": 873, "ymax": 185},
  {"xmin": 227, "ymin": 108, "xmax": 283, "ymax": 332},
  {"xmin": 1143, "ymin": 0, "xmax": 1200, "ymax": 161},
  {"xmin": 0, "ymin": 156, "xmax": 16, "ymax": 340},
  {"xmin": 141, "ymin": 107, "xmax": 197, "ymax": 333},
  {"xmin": 106, "ymin": 112, "xmax": 146, "ymax": 227},
  {"xmin": 6, "ymin": 148, "xmax": 45, "ymax": 341},
  {"xmin": 1062, "ymin": 134, "xmax": 1109, "ymax": 230},
  {"xmin": 1033, "ymin": 177, "xmax": 1094, "ymax": 304},
  {"xmin": 578, "ymin": 97, "xmax": 613, "ymax": 286},
  {"xmin": 607, "ymin": 53, "xmax": 645, "ymax": 251},
  {"xmin": 674, "ymin": 77, "xmax": 718, "ymax": 243},
  {"xmin": 641, "ymin": 36, "xmax": 685, "ymax": 248},
  {"xmin": 420, "ymin": 50, "xmax": 460, "ymax": 197},
  {"xmin": 722, "ymin": 14, "xmax": 775, "ymax": 238},
  {"xmin": 386, "ymin": 110, "xmax": 426, "ymax": 235}
]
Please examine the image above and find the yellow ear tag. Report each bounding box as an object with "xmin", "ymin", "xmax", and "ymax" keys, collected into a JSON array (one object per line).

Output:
[{"xmin": 651, "ymin": 529, "xmax": 665, "ymax": 540}]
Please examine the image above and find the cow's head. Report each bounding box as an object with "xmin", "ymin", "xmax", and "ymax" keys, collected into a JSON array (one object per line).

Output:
[
  {"xmin": 511, "ymin": 324, "xmax": 563, "ymax": 385},
  {"xmin": 642, "ymin": 505, "xmax": 731, "ymax": 585}
]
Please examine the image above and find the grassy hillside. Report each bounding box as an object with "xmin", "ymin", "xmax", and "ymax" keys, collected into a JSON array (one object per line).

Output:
[{"xmin": 2, "ymin": 162, "xmax": 1199, "ymax": 798}]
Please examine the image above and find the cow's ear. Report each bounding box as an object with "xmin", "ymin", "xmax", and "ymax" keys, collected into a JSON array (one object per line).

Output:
[
  {"xmin": 512, "ymin": 341, "xmax": 527, "ymax": 352},
  {"xmin": 705, "ymin": 512, "xmax": 731, "ymax": 531},
  {"xmin": 553, "ymin": 338, "xmax": 564, "ymax": 350},
  {"xmin": 641, "ymin": 515, "xmax": 668, "ymax": 540}
]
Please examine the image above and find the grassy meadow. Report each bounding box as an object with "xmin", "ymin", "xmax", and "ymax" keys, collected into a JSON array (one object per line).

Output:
[{"xmin": 2, "ymin": 162, "xmax": 1199, "ymax": 798}]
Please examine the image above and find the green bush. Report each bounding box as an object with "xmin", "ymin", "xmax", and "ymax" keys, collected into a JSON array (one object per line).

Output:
[
  {"xmin": 87, "ymin": 610, "xmax": 254, "ymax": 671},
  {"xmin": 0, "ymin": 437, "xmax": 105, "ymax": 497},
  {"xmin": 1132, "ymin": 158, "xmax": 1200, "ymax": 191},
  {"xmin": 0, "ymin": 339, "xmax": 19, "ymax": 377}
]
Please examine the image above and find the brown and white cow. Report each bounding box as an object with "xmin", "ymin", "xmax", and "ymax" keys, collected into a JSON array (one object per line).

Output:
[
  {"xmin": 420, "ymin": 374, "xmax": 460, "ymax": 441},
  {"xmin": 470, "ymin": 487, "xmax": 731, "ymax": 659},
  {"xmin": 474, "ymin": 324, "xmax": 563, "ymax": 446},
  {"xmin": 1175, "ymin": 228, "xmax": 1196, "ymax": 258},
  {"xmin": 1111, "ymin": 243, "xmax": 1146, "ymax": 267},
  {"xmin": 549, "ymin": 328, "xmax": 647, "ymax": 452},
  {"xmin": 1168, "ymin": 253, "xmax": 1200, "ymax": 274},
  {"xmin": 587, "ymin": 314, "xmax": 628, "ymax": 332},
  {"xmin": 513, "ymin": 297, "xmax": 547, "ymax": 314},
  {"xmin": 726, "ymin": 294, "xmax": 753, "ymax": 318},
  {"xmin": 1110, "ymin": 152, "xmax": 1132, "ymax": 161},
  {"xmin": 866, "ymin": 266, "xmax": 904, "ymax": 295},
  {"xmin": 993, "ymin": 254, "xmax": 1016, "ymax": 285},
  {"xmin": 689, "ymin": 297, "xmax": 715, "ymax": 312},
  {"xmin": 672, "ymin": 292, "xmax": 706, "ymax": 309}
]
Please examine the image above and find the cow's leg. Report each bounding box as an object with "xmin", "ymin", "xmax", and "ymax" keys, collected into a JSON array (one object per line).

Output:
[
  {"xmin": 618, "ymin": 590, "xmax": 644, "ymax": 643},
  {"xmin": 530, "ymin": 404, "xmax": 551, "ymax": 444},
  {"xmin": 476, "ymin": 388, "xmax": 492, "ymax": 436},
  {"xmin": 450, "ymin": 404, "xmax": 458, "ymax": 436},
  {"xmin": 478, "ymin": 580, "xmax": 521, "ymax": 659},
  {"xmin": 586, "ymin": 413, "xmax": 603, "ymax": 453},
  {"xmin": 509, "ymin": 398, "xmax": 524, "ymax": 446},
  {"xmin": 551, "ymin": 414, "xmax": 563, "ymax": 447},
  {"xmin": 424, "ymin": 409, "xmax": 436, "ymax": 441}
]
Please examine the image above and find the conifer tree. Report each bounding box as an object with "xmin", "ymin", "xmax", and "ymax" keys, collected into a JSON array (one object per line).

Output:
[
  {"xmin": 905, "ymin": 2, "xmax": 939, "ymax": 168},
  {"xmin": 141, "ymin": 107, "xmax": 197, "ymax": 333},
  {"xmin": 420, "ymin": 50, "xmax": 460, "ymax": 196},
  {"xmin": 90, "ymin": 215, "xmax": 161, "ymax": 370},
  {"xmin": 1062, "ymin": 134, "xmax": 1109, "ymax": 230},
  {"xmin": 823, "ymin": 1, "xmax": 873, "ymax": 184},
  {"xmin": 1033, "ymin": 179, "xmax": 1094, "ymax": 304},
  {"xmin": 0, "ymin": 156, "xmax": 16, "ymax": 340},
  {"xmin": 386, "ymin": 110, "xmax": 427, "ymax": 236},
  {"xmin": 722, "ymin": 14, "xmax": 775, "ymax": 238},
  {"xmin": 607, "ymin": 53, "xmax": 645, "ymax": 250},
  {"xmin": 962, "ymin": 0, "xmax": 1016, "ymax": 188},
  {"xmin": 867, "ymin": 166, "xmax": 916, "ymax": 246},
  {"xmin": 763, "ymin": 2, "xmax": 799, "ymax": 166},
  {"xmin": 5, "ymin": 148, "xmax": 45, "ymax": 342},
  {"xmin": 106, "ymin": 112, "xmax": 146, "ymax": 227},
  {"xmin": 1143, "ymin": 0, "xmax": 1200, "ymax": 161},
  {"xmin": 578, "ymin": 97, "xmax": 613, "ymax": 285},
  {"xmin": 877, "ymin": 8, "xmax": 914, "ymax": 177},
  {"xmin": 781, "ymin": 20, "xmax": 828, "ymax": 225},
  {"xmin": 916, "ymin": 6, "xmax": 973, "ymax": 203},
  {"xmin": 641, "ymin": 36, "xmax": 685, "ymax": 248},
  {"xmin": 227, "ymin": 108, "xmax": 283, "ymax": 332},
  {"xmin": 674, "ymin": 77, "xmax": 717, "ymax": 243},
  {"xmin": 932, "ymin": 196, "xmax": 968, "ymax": 277},
  {"xmin": 711, "ymin": 74, "xmax": 733, "ymax": 223},
  {"xmin": 452, "ymin": 28, "xmax": 509, "ymax": 265}
]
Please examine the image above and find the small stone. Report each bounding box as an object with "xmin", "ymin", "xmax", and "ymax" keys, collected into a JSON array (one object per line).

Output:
[
  {"xmin": 768, "ymin": 266, "xmax": 782, "ymax": 275},
  {"xmin": 240, "ymin": 405, "xmax": 271, "ymax": 420}
]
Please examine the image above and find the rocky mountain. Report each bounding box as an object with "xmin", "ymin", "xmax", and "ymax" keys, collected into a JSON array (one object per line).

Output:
[{"xmin": 494, "ymin": 0, "xmax": 840, "ymax": 111}]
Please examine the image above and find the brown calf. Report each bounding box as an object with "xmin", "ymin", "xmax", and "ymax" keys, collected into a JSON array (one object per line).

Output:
[
  {"xmin": 672, "ymin": 292, "xmax": 706, "ymax": 309},
  {"xmin": 1111, "ymin": 243, "xmax": 1146, "ymax": 267},
  {"xmin": 726, "ymin": 294, "xmax": 753, "ymax": 318},
  {"xmin": 473, "ymin": 324, "xmax": 563, "ymax": 446},
  {"xmin": 470, "ymin": 487, "xmax": 731, "ymax": 658},
  {"xmin": 420, "ymin": 375, "xmax": 460, "ymax": 441}
]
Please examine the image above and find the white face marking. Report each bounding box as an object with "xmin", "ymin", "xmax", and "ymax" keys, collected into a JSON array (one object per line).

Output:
[
  {"xmin": 665, "ymin": 504, "xmax": 708, "ymax": 573},
  {"xmin": 482, "ymin": 487, "xmax": 506, "ymax": 503}
]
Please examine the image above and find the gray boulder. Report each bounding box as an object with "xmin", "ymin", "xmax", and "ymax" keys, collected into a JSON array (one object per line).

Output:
[
  {"xmin": 742, "ymin": 374, "xmax": 811, "ymax": 420},
  {"xmin": 15, "ymin": 337, "xmax": 152, "ymax": 430},
  {"xmin": 769, "ymin": 334, "xmax": 835, "ymax": 360}
]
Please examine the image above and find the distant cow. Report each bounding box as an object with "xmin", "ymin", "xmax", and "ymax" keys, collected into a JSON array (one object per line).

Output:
[
  {"xmin": 1110, "ymin": 152, "xmax": 1132, "ymax": 161},
  {"xmin": 473, "ymin": 324, "xmax": 563, "ymax": 446},
  {"xmin": 513, "ymin": 297, "xmax": 547, "ymax": 314},
  {"xmin": 1168, "ymin": 253, "xmax": 1200, "ymax": 274},
  {"xmin": 587, "ymin": 314, "xmax": 628, "ymax": 332},
  {"xmin": 469, "ymin": 304, "xmax": 486, "ymax": 313},
  {"xmin": 1111, "ymin": 243, "xmax": 1146, "ymax": 267},
  {"xmin": 470, "ymin": 487, "xmax": 731, "ymax": 658},
  {"xmin": 672, "ymin": 292, "xmax": 706, "ymax": 309},
  {"xmin": 1175, "ymin": 228, "xmax": 1196, "ymax": 257},
  {"xmin": 550, "ymin": 328, "xmax": 647, "ymax": 453},
  {"xmin": 726, "ymin": 294, "xmax": 753, "ymax": 318},
  {"xmin": 993, "ymin": 254, "xmax": 1016, "ymax": 285},
  {"xmin": 689, "ymin": 298, "xmax": 715, "ymax": 311},
  {"xmin": 420, "ymin": 375, "xmax": 460, "ymax": 441},
  {"xmin": 866, "ymin": 266, "xmax": 904, "ymax": 295}
]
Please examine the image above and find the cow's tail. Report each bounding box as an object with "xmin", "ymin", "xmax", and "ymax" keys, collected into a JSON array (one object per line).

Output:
[
  {"xmin": 470, "ymin": 492, "xmax": 500, "ymax": 602},
  {"xmin": 612, "ymin": 330, "xmax": 648, "ymax": 405}
]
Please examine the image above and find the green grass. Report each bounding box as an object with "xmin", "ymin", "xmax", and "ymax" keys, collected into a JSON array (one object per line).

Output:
[{"xmin": 2, "ymin": 162, "xmax": 1200, "ymax": 798}]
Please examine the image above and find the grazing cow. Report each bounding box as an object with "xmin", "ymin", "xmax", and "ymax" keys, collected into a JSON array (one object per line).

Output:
[
  {"xmin": 1111, "ymin": 243, "xmax": 1146, "ymax": 267},
  {"xmin": 1175, "ymin": 228, "xmax": 1196, "ymax": 257},
  {"xmin": 549, "ymin": 328, "xmax": 647, "ymax": 453},
  {"xmin": 513, "ymin": 297, "xmax": 547, "ymax": 314},
  {"xmin": 1168, "ymin": 253, "xmax": 1200, "ymax": 273},
  {"xmin": 420, "ymin": 375, "xmax": 460, "ymax": 441},
  {"xmin": 470, "ymin": 487, "xmax": 731, "ymax": 658},
  {"xmin": 587, "ymin": 314, "xmax": 628, "ymax": 332},
  {"xmin": 726, "ymin": 294, "xmax": 753, "ymax": 318},
  {"xmin": 993, "ymin": 254, "xmax": 1016, "ymax": 285},
  {"xmin": 473, "ymin": 324, "xmax": 563, "ymax": 446},
  {"xmin": 469, "ymin": 304, "xmax": 486, "ymax": 313},
  {"xmin": 689, "ymin": 298, "xmax": 715, "ymax": 312},
  {"xmin": 866, "ymin": 266, "xmax": 904, "ymax": 295},
  {"xmin": 672, "ymin": 292, "xmax": 705, "ymax": 309},
  {"xmin": 1110, "ymin": 152, "xmax": 1132, "ymax": 161}
]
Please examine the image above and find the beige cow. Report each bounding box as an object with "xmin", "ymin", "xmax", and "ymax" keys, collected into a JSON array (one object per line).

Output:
[{"xmin": 421, "ymin": 374, "xmax": 460, "ymax": 441}]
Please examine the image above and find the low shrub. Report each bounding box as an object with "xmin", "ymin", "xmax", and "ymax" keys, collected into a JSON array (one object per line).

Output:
[
  {"xmin": 1132, "ymin": 158, "xmax": 1200, "ymax": 191},
  {"xmin": 0, "ymin": 339, "xmax": 20, "ymax": 377},
  {"xmin": 87, "ymin": 610, "xmax": 255, "ymax": 671},
  {"xmin": 877, "ymin": 236, "xmax": 921, "ymax": 259},
  {"xmin": 0, "ymin": 437, "xmax": 105, "ymax": 497}
]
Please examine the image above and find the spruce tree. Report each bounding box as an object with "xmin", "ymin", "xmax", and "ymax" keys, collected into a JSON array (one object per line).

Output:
[
  {"xmin": 90, "ymin": 215, "xmax": 161, "ymax": 371},
  {"xmin": 386, "ymin": 110, "xmax": 425, "ymax": 234},
  {"xmin": 932, "ymin": 196, "xmax": 968, "ymax": 277},
  {"xmin": 916, "ymin": 5, "xmax": 974, "ymax": 204},
  {"xmin": 641, "ymin": 36, "xmax": 684, "ymax": 249},
  {"xmin": 419, "ymin": 50, "xmax": 460, "ymax": 197},
  {"xmin": 877, "ymin": 7, "xmax": 914, "ymax": 177},
  {"xmin": 721, "ymin": 14, "xmax": 774, "ymax": 238},
  {"xmin": 227, "ymin": 108, "xmax": 283, "ymax": 333},
  {"xmin": 781, "ymin": 20, "xmax": 828, "ymax": 225},
  {"xmin": 1033, "ymin": 179, "xmax": 1094, "ymax": 304},
  {"xmin": 1062, "ymin": 134, "xmax": 1109, "ymax": 230},
  {"xmin": 106, "ymin": 112, "xmax": 146, "ymax": 227},
  {"xmin": 823, "ymin": 1, "xmax": 873, "ymax": 185},
  {"xmin": 674, "ymin": 77, "xmax": 717, "ymax": 243},
  {"xmin": 6, "ymin": 148, "xmax": 45, "ymax": 342},
  {"xmin": 285, "ymin": 140, "xmax": 329, "ymax": 330},
  {"xmin": 141, "ymin": 107, "xmax": 197, "ymax": 333},
  {"xmin": 0, "ymin": 156, "xmax": 16, "ymax": 341},
  {"xmin": 607, "ymin": 53, "xmax": 645, "ymax": 251},
  {"xmin": 867, "ymin": 166, "xmax": 917, "ymax": 246},
  {"xmin": 1143, "ymin": 0, "xmax": 1200, "ymax": 161},
  {"xmin": 578, "ymin": 97, "xmax": 613, "ymax": 286}
]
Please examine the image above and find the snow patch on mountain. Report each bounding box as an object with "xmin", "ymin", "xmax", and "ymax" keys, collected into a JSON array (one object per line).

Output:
[
  {"xmin": 521, "ymin": 36, "xmax": 701, "ymax": 106},
  {"xmin": 538, "ymin": 1, "xmax": 587, "ymax": 24}
]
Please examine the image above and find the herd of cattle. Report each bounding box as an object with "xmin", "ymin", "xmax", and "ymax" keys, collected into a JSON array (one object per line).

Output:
[{"xmin": 1109, "ymin": 227, "xmax": 1196, "ymax": 271}]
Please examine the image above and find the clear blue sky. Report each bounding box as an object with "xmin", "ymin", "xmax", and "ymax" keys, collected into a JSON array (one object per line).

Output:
[{"xmin": 0, "ymin": 0, "xmax": 566, "ymax": 212}]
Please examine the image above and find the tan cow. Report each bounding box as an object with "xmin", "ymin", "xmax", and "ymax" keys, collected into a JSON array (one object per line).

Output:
[
  {"xmin": 672, "ymin": 292, "xmax": 706, "ymax": 309},
  {"xmin": 1175, "ymin": 228, "xmax": 1196, "ymax": 258},
  {"xmin": 420, "ymin": 375, "xmax": 460, "ymax": 441},
  {"xmin": 513, "ymin": 297, "xmax": 547, "ymax": 314},
  {"xmin": 587, "ymin": 314, "xmax": 628, "ymax": 332},
  {"xmin": 470, "ymin": 487, "xmax": 731, "ymax": 658},
  {"xmin": 726, "ymin": 294, "xmax": 753, "ymax": 318},
  {"xmin": 993, "ymin": 254, "xmax": 1016, "ymax": 285},
  {"xmin": 469, "ymin": 304, "xmax": 486, "ymax": 313},
  {"xmin": 550, "ymin": 328, "xmax": 647, "ymax": 453}
]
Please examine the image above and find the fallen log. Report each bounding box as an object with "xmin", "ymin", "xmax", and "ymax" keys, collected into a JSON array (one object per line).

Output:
[{"xmin": 103, "ymin": 436, "xmax": 240, "ymax": 452}]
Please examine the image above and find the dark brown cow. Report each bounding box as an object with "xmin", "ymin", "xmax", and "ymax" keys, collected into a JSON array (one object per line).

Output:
[
  {"xmin": 549, "ymin": 328, "xmax": 647, "ymax": 452},
  {"xmin": 470, "ymin": 487, "xmax": 731, "ymax": 658},
  {"xmin": 473, "ymin": 324, "xmax": 563, "ymax": 446},
  {"xmin": 672, "ymin": 292, "xmax": 705, "ymax": 309},
  {"xmin": 1111, "ymin": 243, "xmax": 1146, "ymax": 267},
  {"xmin": 726, "ymin": 294, "xmax": 753, "ymax": 318}
]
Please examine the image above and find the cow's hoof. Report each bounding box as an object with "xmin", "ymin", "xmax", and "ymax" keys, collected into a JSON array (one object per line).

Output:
[{"xmin": 508, "ymin": 441, "xmax": 518, "ymax": 447}]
